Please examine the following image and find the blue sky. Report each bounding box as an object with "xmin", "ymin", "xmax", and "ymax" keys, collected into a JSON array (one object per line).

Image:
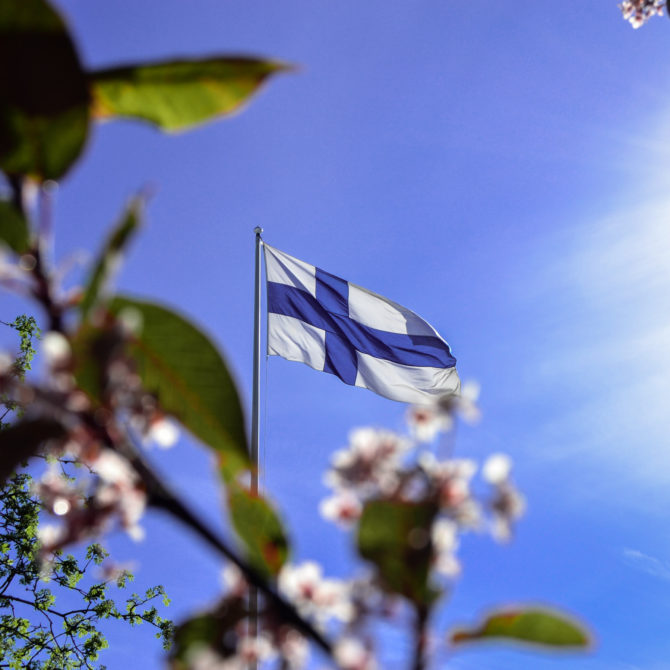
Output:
[{"xmin": 5, "ymin": 1, "xmax": 670, "ymax": 668}]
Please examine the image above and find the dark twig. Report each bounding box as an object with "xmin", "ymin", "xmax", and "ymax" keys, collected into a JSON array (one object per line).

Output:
[{"xmin": 412, "ymin": 604, "xmax": 429, "ymax": 670}]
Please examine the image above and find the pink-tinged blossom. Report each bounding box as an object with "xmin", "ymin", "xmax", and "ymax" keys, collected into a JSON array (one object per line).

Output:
[
  {"xmin": 406, "ymin": 405, "xmax": 452, "ymax": 442},
  {"xmin": 36, "ymin": 447, "xmax": 148, "ymax": 552},
  {"xmin": 419, "ymin": 454, "xmax": 472, "ymax": 505},
  {"xmin": 99, "ymin": 561, "xmax": 136, "ymax": 585},
  {"xmin": 91, "ymin": 448, "xmax": 136, "ymax": 486},
  {"xmin": 236, "ymin": 634, "xmax": 277, "ymax": 666},
  {"xmin": 278, "ymin": 562, "xmax": 354, "ymax": 625},
  {"xmin": 324, "ymin": 428, "xmax": 410, "ymax": 495},
  {"xmin": 65, "ymin": 390, "xmax": 90, "ymax": 412},
  {"xmin": 277, "ymin": 629, "xmax": 309, "ymax": 669},
  {"xmin": 334, "ymin": 637, "xmax": 377, "ymax": 670},
  {"xmin": 94, "ymin": 479, "xmax": 147, "ymax": 541},
  {"xmin": 33, "ymin": 469, "xmax": 84, "ymax": 516},
  {"xmin": 490, "ymin": 482, "xmax": 526, "ymax": 543},
  {"xmin": 482, "ymin": 454, "xmax": 525, "ymax": 542},
  {"xmin": 319, "ymin": 491, "xmax": 362, "ymax": 527},
  {"xmin": 189, "ymin": 648, "xmax": 231, "ymax": 670},
  {"xmin": 620, "ymin": 0, "xmax": 664, "ymax": 27},
  {"xmin": 0, "ymin": 352, "xmax": 12, "ymax": 375}
]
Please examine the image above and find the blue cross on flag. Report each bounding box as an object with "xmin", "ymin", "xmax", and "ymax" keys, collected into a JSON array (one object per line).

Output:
[{"xmin": 264, "ymin": 244, "xmax": 460, "ymax": 404}]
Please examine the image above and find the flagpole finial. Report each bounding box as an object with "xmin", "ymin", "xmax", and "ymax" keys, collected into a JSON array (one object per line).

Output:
[{"xmin": 254, "ymin": 226, "xmax": 263, "ymax": 235}]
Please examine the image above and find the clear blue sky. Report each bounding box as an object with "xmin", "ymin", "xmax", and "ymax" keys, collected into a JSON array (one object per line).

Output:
[{"xmin": 9, "ymin": 1, "xmax": 670, "ymax": 668}]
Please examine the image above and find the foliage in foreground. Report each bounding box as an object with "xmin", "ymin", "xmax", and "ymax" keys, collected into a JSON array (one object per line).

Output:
[
  {"xmin": 0, "ymin": 318, "xmax": 172, "ymax": 669},
  {"xmin": 0, "ymin": 473, "xmax": 172, "ymax": 670},
  {"xmin": 2, "ymin": 0, "xmax": 648, "ymax": 667}
]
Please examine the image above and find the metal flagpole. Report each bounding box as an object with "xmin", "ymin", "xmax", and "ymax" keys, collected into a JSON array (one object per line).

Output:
[
  {"xmin": 249, "ymin": 226, "xmax": 263, "ymax": 665},
  {"xmin": 252, "ymin": 227, "xmax": 263, "ymax": 495}
]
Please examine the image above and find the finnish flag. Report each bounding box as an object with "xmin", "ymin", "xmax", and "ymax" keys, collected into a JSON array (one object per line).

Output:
[{"xmin": 264, "ymin": 244, "xmax": 460, "ymax": 404}]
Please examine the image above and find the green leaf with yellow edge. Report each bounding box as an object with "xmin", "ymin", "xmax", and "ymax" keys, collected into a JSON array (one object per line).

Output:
[
  {"xmin": 228, "ymin": 483, "xmax": 289, "ymax": 578},
  {"xmin": 0, "ymin": 419, "xmax": 67, "ymax": 484},
  {"xmin": 0, "ymin": 201, "xmax": 30, "ymax": 253},
  {"xmin": 450, "ymin": 607, "xmax": 591, "ymax": 649},
  {"xmin": 357, "ymin": 499, "xmax": 439, "ymax": 606},
  {"xmin": 0, "ymin": 0, "xmax": 90, "ymax": 180},
  {"xmin": 80, "ymin": 198, "xmax": 143, "ymax": 320},
  {"xmin": 72, "ymin": 297, "xmax": 250, "ymax": 480},
  {"xmin": 89, "ymin": 58, "xmax": 292, "ymax": 132}
]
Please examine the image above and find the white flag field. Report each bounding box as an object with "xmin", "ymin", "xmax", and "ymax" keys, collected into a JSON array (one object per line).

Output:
[{"xmin": 263, "ymin": 244, "xmax": 460, "ymax": 404}]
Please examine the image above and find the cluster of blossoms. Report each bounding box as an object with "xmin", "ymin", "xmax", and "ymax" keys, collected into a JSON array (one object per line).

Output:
[
  {"xmin": 619, "ymin": 0, "xmax": 664, "ymax": 27},
  {"xmin": 184, "ymin": 563, "xmax": 363, "ymax": 670},
  {"xmin": 0, "ymin": 322, "xmax": 179, "ymax": 557},
  {"xmin": 195, "ymin": 385, "xmax": 522, "ymax": 670},
  {"xmin": 320, "ymin": 383, "xmax": 524, "ymax": 582}
]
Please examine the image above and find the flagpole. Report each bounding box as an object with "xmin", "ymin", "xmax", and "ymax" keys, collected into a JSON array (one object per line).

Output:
[
  {"xmin": 249, "ymin": 226, "xmax": 263, "ymax": 663},
  {"xmin": 252, "ymin": 227, "xmax": 263, "ymax": 494}
]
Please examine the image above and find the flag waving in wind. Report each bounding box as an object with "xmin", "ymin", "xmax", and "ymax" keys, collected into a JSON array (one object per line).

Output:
[{"xmin": 264, "ymin": 244, "xmax": 460, "ymax": 404}]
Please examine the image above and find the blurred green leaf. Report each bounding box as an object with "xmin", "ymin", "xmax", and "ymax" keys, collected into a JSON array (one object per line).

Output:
[
  {"xmin": 357, "ymin": 499, "xmax": 439, "ymax": 606},
  {"xmin": 0, "ymin": 0, "xmax": 90, "ymax": 180},
  {"xmin": 0, "ymin": 419, "xmax": 67, "ymax": 484},
  {"xmin": 450, "ymin": 607, "xmax": 591, "ymax": 649},
  {"xmin": 0, "ymin": 201, "xmax": 29, "ymax": 253},
  {"xmin": 70, "ymin": 321, "xmax": 114, "ymax": 402},
  {"xmin": 108, "ymin": 297, "xmax": 249, "ymax": 480},
  {"xmin": 228, "ymin": 483, "xmax": 289, "ymax": 578},
  {"xmin": 80, "ymin": 198, "xmax": 143, "ymax": 320},
  {"xmin": 89, "ymin": 58, "xmax": 291, "ymax": 132},
  {"xmin": 170, "ymin": 596, "xmax": 245, "ymax": 669}
]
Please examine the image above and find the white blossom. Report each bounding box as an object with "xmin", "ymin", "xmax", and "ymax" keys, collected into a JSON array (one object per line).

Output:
[
  {"xmin": 52, "ymin": 497, "xmax": 71, "ymax": 516},
  {"xmin": 334, "ymin": 637, "xmax": 376, "ymax": 670},
  {"xmin": 620, "ymin": 0, "xmax": 664, "ymax": 27},
  {"xmin": 221, "ymin": 564, "xmax": 248, "ymax": 596},
  {"xmin": 406, "ymin": 405, "xmax": 452, "ymax": 442},
  {"xmin": 237, "ymin": 634, "xmax": 277, "ymax": 665},
  {"xmin": 41, "ymin": 331, "xmax": 71, "ymax": 365},
  {"xmin": 324, "ymin": 428, "xmax": 409, "ymax": 495},
  {"xmin": 37, "ymin": 524, "xmax": 64, "ymax": 550},
  {"xmin": 278, "ymin": 630, "xmax": 309, "ymax": 669},
  {"xmin": 431, "ymin": 519, "xmax": 461, "ymax": 578},
  {"xmin": 278, "ymin": 562, "xmax": 354, "ymax": 624},
  {"xmin": 482, "ymin": 453, "xmax": 512, "ymax": 485},
  {"xmin": 319, "ymin": 491, "xmax": 362, "ymax": 527},
  {"xmin": 148, "ymin": 416, "xmax": 179, "ymax": 448}
]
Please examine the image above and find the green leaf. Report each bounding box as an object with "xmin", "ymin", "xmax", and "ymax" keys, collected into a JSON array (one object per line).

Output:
[
  {"xmin": 80, "ymin": 198, "xmax": 143, "ymax": 320},
  {"xmin": 0, "ymin": 201, "xmax": 29, "ymax": 253},
  {"xmin": 89, "ymin": 58, "xmax": 291, "ymax": 132},
  {"xmin": 0, "ymin": 419, "xmax": 67, "ymax": 484},
  {"xmin": 228, "ymin": 483, "xmax": 289, "ymax": 578},
  {"xmin": 450, "ymin": 607, "xmax": 591, "ymax": 650},
  {"xmin": 0, "ymin": 0, "xmax": 90, "ymax": 180},
  {"xmin": 170, "ymin": 596, "xmax": 245, "ymax": 668},
  {"xmin": 73, "ymin": 297, "xmax": 249, "ymax": 480},
  {"xmin": 357, "ymin": 499, "xmax": 439, "ymax": 606}
]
